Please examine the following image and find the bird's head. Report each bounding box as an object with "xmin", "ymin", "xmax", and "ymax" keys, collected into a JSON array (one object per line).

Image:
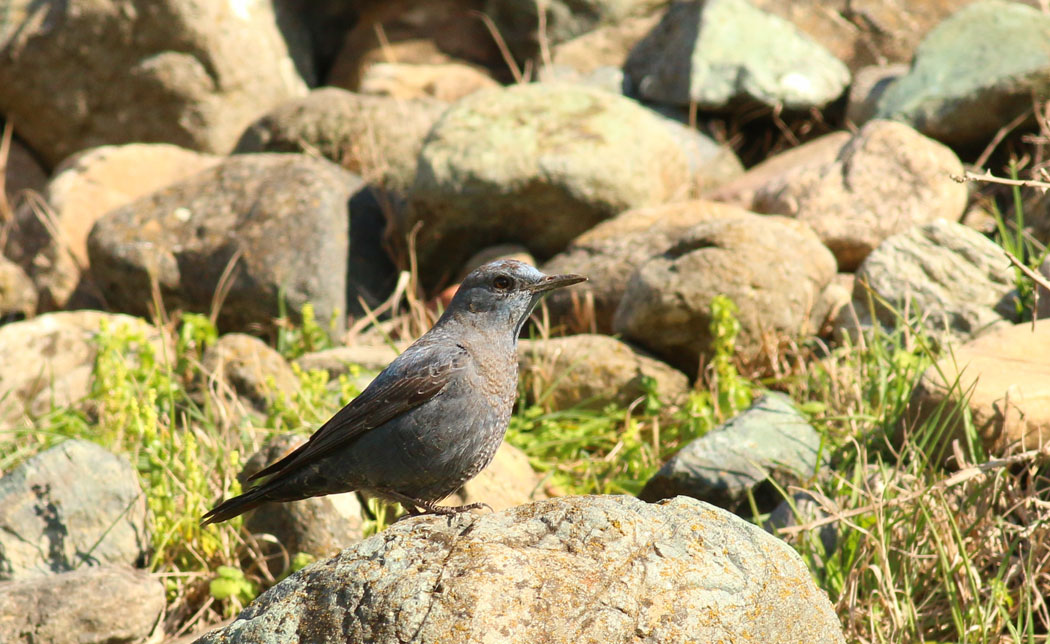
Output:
[{"xmin": 443, "ymin": 260, "xmax": 586, "ymax": 336}]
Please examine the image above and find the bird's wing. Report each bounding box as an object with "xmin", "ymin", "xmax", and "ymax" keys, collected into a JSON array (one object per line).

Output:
[{"xmin": 247, "ymin": 339, "xmax": 470, "ymax": 483}]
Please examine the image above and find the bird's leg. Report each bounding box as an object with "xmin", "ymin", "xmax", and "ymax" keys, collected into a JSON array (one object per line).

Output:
[{"xmin": 384, "ymin": 491, "xmax": 491, "ymax": 516}]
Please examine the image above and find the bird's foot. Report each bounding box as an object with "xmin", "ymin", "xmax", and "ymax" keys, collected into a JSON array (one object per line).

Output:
[{"xmin": 387, "ymin": 492, "xmax": 491, "ymax": 516}]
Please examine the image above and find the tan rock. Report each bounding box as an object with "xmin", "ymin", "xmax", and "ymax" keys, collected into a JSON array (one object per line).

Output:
[
  {"xmin": 543, "ymin": 200, "xmax": 753, "ymax": 333},
  {"xmin": 518, "ymin": 334, "xmax": 690, "ymax": 410},
  {"xmin": 550, "ymin": 14, "xmax": 662, "ymax": 73},
  {"xmin": 202, "ymin": 333, "xmax": 298, "ymax": 412},
  {"xmin": 358, "ymin": 62, "xmax": 498, "ymax": 102},
  {"xmin": 0, "ymin": 311, "xmax": 166, "ymax": 426},
  {"xmin": 908, "ymin": 320, "xmax": 1050, "ymax": 456},
  {"xmin": 451, "ymin": 442, "xmax": 545, "ymax": 511},
  {"xmin": 4, "ymin": 143, "xmax": 219, "ymax": 310},
  {"xmin": 751, "ymin": 120, "xmax": 967, "ymax": 270}
]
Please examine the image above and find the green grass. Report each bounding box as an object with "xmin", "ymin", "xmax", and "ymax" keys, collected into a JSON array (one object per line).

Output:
[{"xmin": 1, "ymin": 287, "xmax": 1048, "ymax": 641}]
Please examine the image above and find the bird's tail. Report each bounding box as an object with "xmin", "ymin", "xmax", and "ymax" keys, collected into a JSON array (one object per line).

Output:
[{"xmin": 201, "ymin": 486, "xmax": 269, "ymax": 526}]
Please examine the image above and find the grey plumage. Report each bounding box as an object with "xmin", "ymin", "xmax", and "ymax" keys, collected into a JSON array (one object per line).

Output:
[{"xmin": 201, "ymin": 260, "xmax": 585, "ymax": 524}]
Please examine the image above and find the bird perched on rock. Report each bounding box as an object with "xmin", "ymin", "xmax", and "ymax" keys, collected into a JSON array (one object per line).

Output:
[{"xmin": 202, "ymin": 260, "xmax": 585, "ymax": 524}]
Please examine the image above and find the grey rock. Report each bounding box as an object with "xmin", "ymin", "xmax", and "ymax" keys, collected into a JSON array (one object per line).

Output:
[
  {"xmin": 202, "ymin": 334, "xmax": 299, "ymax": 412},
  {"xmin": 236, "ymin": 88, "xmax": 447, "ymax": 193},
  {"xmin": 614, "ymin": 213, "xmax": 836, "ymax": 372},
  {"xmin": 839, "ymin": 219, "xmax": 1019, "ymax": 343},
  {"xmin": 0, "ymin": 440, "xmax": 149, "ymax": 580},
  {"xmin": 0, "ymin": 311, "xmax": 166, "ymax": 425},
  {"xmin": 407, "ymin": 82, "xmax": 689, "ymax": 285},
  {"xmin": 0, "ymin": 565, "xmax": 166, "ymax": 644},
  {"xmin": 241, "ymin": 435, "xmax": 365, "ymax": 562},
  {"xmin": 846, "ymin": 63, "xmax": 908, "ymax": 126},
  {"xmin": 484, "ymin": 0, "xmax": 667, "ymax": 61},
  {"xmin": 549, "ymin": 14, "xmax": 663, "ymax": 74},
  {"xmin": 750, "ymin": 120, "xmax": 968, "ymax": 270},
  {"xmin": 0, "ymin": 0, "xmax": 308, "ymax": 166},
  {"xmin": 640, "ymin": 393, "xmax": 827, "ymax": 511},
  {"xmin": 543, "ymin": 200, "xmax": 755, "ymax": 333},
  {"xmin": 537, "ymin": 63, "xmax": 628, "ymax": 94},
  {"xmin": 4, "ymin": 143, "xmax": 221, "ymax": 311},
  {"xmin": 625, "ymin": 0, "xmax": 850, "ymax": 110},
  {"xmin": 765, "ymin": 491, "xmax": 838, "ymax": 558},
  {"xmin": 875, "ymin": 0, "xmax": 1050, "ymax": 145},
  {"xmin": 0, "ymin": 255, "xmax": 37, "ymax": 321},
  {"xmin": 518, "ymin": 334, "xmax": 690, "ymax": 409},
  {"xmin": 193, "ymin": 495, "xmax": 845, "ymax": 644},
  {"xmin": 88, "ymin": 154, "xmax": 361, "ymax": 335}
]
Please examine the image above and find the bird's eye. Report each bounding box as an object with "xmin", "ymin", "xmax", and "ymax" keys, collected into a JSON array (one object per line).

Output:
[{"xmin": 492, "ymin": 275, "xmax": 513, "ymax": 291}]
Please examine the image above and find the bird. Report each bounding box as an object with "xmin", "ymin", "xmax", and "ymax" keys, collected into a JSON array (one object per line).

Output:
[{"xmin": 201, "ymin": 260, "xmax": 586, "ymax": 525}]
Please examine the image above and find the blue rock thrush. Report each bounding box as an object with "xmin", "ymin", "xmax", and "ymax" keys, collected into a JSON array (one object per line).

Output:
[{"xmin": 201, "ymin": 260, "xmax": 585, "ymax": 524}]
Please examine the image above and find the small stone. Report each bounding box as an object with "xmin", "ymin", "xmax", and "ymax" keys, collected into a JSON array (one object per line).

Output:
[
  {"xmin": 0, "ymin": 440, "xmax": 150, "ymax": 580},
  {"xmin": 839, "ymin": 219, "xmax": 1018, "ymax": 344},
  {"xmin": 639, "ymin": 393, "xmax": 827, "ymax": 512},
  {"xmin": 202, "ymin": 334, "xmax": 298, "ymax": 412},
  {"xmin": 614, "ymin": 213, "xmax": 836, "ymax": 372},
  {"xmin": 846, "ymin": 63, "xmax": 908, "ymax": 126},
  {"xmin": 0, "ymin": 565, "xmax": 166, "ymax": 644},
  {"xmin": 543, "ymin": 199, "xmax": 753, "ymax": 333},
  {"xmin": 518, "ymin": 334, "xmax": 690, "ymax": 409},
  {"xmin": 624, "ymin": 0, "xmax": 850, "ymax": 110},
  {"xmin": 0, "ymin": 311, "xmax": 166, "ymax": 425},
  {"xmin": 295, "ymin": 344, "xmax": 400, "ymax": 379}
]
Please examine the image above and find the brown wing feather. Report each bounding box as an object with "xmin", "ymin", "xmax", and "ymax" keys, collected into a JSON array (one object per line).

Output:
[{"xmin": 247, "ymin": 341, "xmax": 469, "ymax": 483}]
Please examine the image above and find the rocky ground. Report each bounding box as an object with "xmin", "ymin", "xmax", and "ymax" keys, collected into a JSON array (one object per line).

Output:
[{"xmin": 2, "ymin": 1, "xmax": 1050, "ymax": 643}]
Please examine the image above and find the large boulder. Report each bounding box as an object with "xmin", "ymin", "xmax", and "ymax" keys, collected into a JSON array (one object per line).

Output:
[
  {"xmin": 3, "ymin": 143, "xmax": 220, "ymax": 310},
  {"xmin": 0, "ymin": 440, "xmax": 150, "ymax": 580},
  {"xmin": 406, "ymin": 83, "xmax": 690, "ymax": 285},
  {"xmin": 875, "ymin": 0, "xmax": 1050, "ymax": 146},
  {"xmin": 0, "ymin": 565, "xmax": 166, "ymax": 644},
  {"xmin": 748, "ymin": 120, "xmax": 967, "ymax": 270},
  {"xmin": 0, "ymin": 0, "xmax": 309, "ymax": 166},
  {"xmin": 624, "ymin": 0, "xmax": 850, "ymax": 110},
  {"xmin": 614, "ymin": 213, "xmax": 837, "ymax": 372},
  {"xmin": 194, "ymin": 495, "xmax": 845, "ymax": 643},
  {"xmin": 87, "ymin": 154, "xmax": 361, "ymax": 334}
]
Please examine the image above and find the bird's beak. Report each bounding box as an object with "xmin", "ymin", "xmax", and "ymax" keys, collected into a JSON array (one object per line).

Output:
[{"xmin": 528, "ymin": 273, "xmax": 587, "ymax": 293}]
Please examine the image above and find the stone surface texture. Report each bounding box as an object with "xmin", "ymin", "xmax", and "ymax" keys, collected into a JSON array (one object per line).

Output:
[
  {"xmin": 624, "ymin": 0, "xmax": 850, "ymax": 109},
  {"xmin": 194, "ymin": 495, "xmax": 845, "ymax": 644},
  {"xmin": 87, "ymin": 154, "xmax": 361, "ymax": 334},
  {"xmin": 0, "ymin": 0, "xmax": 309, "ymax": 166},
  {"xmin": 0, "ymin": 440, "xmax": 149, "ymax": 580},
  {"xmin": 407, "ymin": 82, "xmax": 689, "ymax": 284}
]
